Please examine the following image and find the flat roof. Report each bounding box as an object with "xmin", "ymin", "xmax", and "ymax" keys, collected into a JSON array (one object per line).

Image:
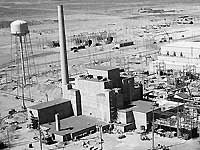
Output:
[
  {"xmin": 41, "ymin": 115, "xmax": 107, "ymax": 136},
  {"xmin": 87, "ymin": 65, "xmax": 119, "ymax": 71},
  {"xmin": 163, "ymin": 41, "xmax": 200, "ymax": 49},
  {"xmin": 118, "ymin": 100, "xmax": 159, "ymax": 113},
  {"xmin": 131, "ymin": 100, "xmax": 159, "ymax": 113},
  {"xmin": 28, "ymin": 98, "xmax": 70, "ymax": 110}
]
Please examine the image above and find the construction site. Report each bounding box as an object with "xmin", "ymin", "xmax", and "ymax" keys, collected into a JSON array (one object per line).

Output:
[{"xmin": 1, "ymin": 1, "xmax": 200, "ymax": 150}]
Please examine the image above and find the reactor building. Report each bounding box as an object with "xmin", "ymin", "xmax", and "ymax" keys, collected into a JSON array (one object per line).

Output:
[{"xmin": 26, "ymin": 5, "xmax": 155, "ymax": 142}]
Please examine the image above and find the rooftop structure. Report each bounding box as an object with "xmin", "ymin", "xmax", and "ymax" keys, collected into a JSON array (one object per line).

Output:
[{"xmin": 86, "ymin": 65, "xmax": 121, "ymax": 88}]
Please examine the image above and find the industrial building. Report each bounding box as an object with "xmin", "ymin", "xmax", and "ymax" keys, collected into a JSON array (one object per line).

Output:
[
  {"xmin": 27, "ymin": 98, "xmax": 109, "ymax": 142},
  {"xmin": 117, "ymin": 100, "xmax": 160, "ymax": 131},
  {"xmin": 28, "ymin": 63, "xmax": 144, "ymax": 141},
  {"xmin": 28, "ymin": 5, "xmax": 198, "ymax": 143},
  {"xmin": 63, "ymin": 65, "xmax": 143, "ymax": 125},
  {"xmin": 27, "ymin": 98, "xmax": 74, "ymax": 124},
  {"xmin": 149, "ymin": 41, "xmax": 200, "ymax": 74},
  {"xmin": 41, "ymin": 115, "xmax": 108, "ymax": 142}
]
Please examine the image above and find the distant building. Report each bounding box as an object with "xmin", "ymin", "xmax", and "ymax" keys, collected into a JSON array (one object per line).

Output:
[{"xmin": 149, "ymin": 41, "xmax": 200, "ymax": 74}]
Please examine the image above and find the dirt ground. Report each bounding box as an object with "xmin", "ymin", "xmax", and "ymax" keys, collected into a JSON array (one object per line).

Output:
[{"xmin": 1, "ymin": 0, "xmax": 200, "ymax": 150}]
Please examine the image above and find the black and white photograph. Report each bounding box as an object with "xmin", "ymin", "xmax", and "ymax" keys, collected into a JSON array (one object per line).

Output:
[{"xmin": 1, "ymin": 0, "xmax": 200, "ymax": 149}]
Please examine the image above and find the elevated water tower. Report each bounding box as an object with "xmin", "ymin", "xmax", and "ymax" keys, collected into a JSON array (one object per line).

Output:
[{"xmin": 10, "ymin": 20, "xmax": 35, "ymax": 109}]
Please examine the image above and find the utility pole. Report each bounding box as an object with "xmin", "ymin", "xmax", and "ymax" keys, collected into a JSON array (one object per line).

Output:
[
  {"xmin": 152, "ymin": 103, "xmax": 155, "ymax": 150},
  {"xmin": 177, "ymin": 101, "xmax": 180, "ymax": 138},
  {"xmin": 99, "ymin": 125, "xmax": 103, "ymax": 150},
  {"xmin": 7, "ymin": 128, "xmax": 10, "ymax": 148},
  {"xmin": 38, "ymin": 119, "xmax": 42, "ymax": 150}
]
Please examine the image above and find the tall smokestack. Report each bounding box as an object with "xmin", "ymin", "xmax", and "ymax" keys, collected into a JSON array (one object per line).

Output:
[
  {"xmin": 58, "ymin": 5, "xmax": 70, "ymax": 88},
  {"xmin": 55, "ymin": 113, "xmax": 61, "ymax": 131}
]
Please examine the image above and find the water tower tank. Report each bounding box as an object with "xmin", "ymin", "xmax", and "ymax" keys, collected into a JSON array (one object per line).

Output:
[{"xmin": 10, "ymin": 20, "xmax": 29, "ymax": 36}]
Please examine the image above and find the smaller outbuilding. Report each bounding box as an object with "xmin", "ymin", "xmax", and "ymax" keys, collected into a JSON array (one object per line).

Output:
[
  {"xmin": 131, "ymin": 100, "xmax": 160, "ymax": 130},
  {"xmin": 27, "ymin": 98, "xmax": 74, "ymax": 124},
  {"xmin": 116, "ymin": 100, "xmax": 160, "ymax": 132},
  {"xmin": 41, "ymin": 115, "xmax": 108, "ymax": 142}
]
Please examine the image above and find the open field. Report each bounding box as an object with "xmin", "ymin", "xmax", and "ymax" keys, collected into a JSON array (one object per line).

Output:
[{"xmin": 1, "ymin": 0, "xmax": 200, "ymax": 150}]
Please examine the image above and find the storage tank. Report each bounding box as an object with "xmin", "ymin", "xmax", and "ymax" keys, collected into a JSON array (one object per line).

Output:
[{"xmin": 10, "ymin": 20, "xmax": 29, "ymax": 36}]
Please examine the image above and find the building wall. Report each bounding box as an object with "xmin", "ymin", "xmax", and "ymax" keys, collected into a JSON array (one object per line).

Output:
[
  {"xmin": 76, "ymin": 80, "xmax": 106, "ymax": 117},
  {"xmin": 55, "ymin": 134, "xmax": 64, "ymax": 142},
  {"xmin": 63, "ymin": 88, "xmax": 82, "ymax": 116},
  {"xmin": 115, "ymin": 89, "xmax": 124, "ymax": 109},
  {"xmin": 115, "ymin": 123, "xmax": 135, "ymax": 132},
  {"xmin": 108, "ymin": 68, "xmax": 121, "ymax": 88},
  {"xmin": 121, "ymin": 77, "xmax": 134, "ymax": 104},
  {"xmin": 76, "ymin": 79, "xmax": 106, "ymax": 94},
  {"xmin": 36, "ymin": 101, "xmax": 74, "ymax": 124},
  {"xmin": 72, "ymin": 126, "xmax": 96, "ymax": 139},
  {"xmin": 124, "ymin": 123, "xmax": 135, "ymax": 132},
  {"xmin": 74, "ymin": 78, "xmax": 114, "ymax": 123},
  {"xmin": 126, "ymin": 111, "xmax": 134, "ymax": 124},
  {"xmin": 132, "ymin": 84, "xmax": 143, "ymax": 101},
  {"xmin": 72, "ymin": 85, "xmax": 122, "ymax": 123},
  {"xmin": 96, "ymin": 92, "xmax": 110, "ymax": 122},
  {"xmin": 117, "ymin": 110, "xmax": 134, "ymax": 124},
  {"xmin": 146, "ymin": 109, "xmax": 160, "ymax": 130},
  {"xmin": 133, "ymin": 111, "xmax": 147, "ymax": 130}
]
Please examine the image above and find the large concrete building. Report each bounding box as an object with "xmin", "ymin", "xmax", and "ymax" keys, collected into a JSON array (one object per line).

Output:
[
  {"xmin": 27, "ymin": 5, "xmax": 145, "ymax": 142},
  {"xmin": 64, "ymin": 65, "xmax": 143, "ymax": 124},
  {"xmin": 149, "ymin": 41, "xmax": 200, "ymax": 74}
]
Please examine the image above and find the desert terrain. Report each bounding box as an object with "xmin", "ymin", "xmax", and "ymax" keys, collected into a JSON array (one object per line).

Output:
[{"xmin": 1, "ymin": 0, "xmax": 200, "ymax": 150}]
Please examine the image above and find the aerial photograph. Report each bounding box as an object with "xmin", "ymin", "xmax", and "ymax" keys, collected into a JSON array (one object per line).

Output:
[{"xmin": 1, "ymin": 0, "xmax": 200, "ymax": 150}]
